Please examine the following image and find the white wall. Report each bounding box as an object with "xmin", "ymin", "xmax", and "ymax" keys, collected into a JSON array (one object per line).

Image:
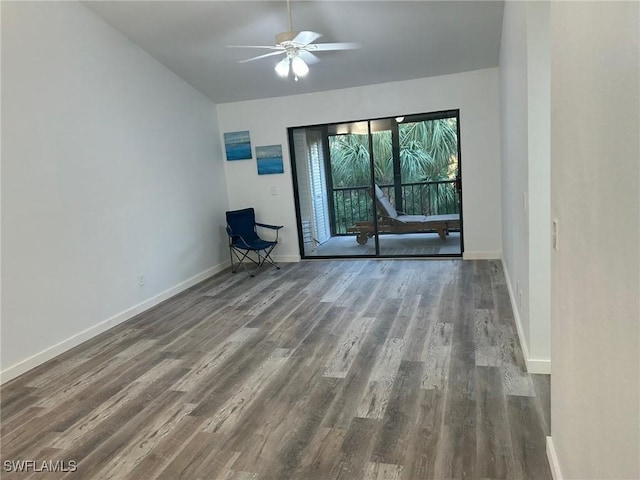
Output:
[
  {"xmin": 1, "ymin": 2, "xmax": 229, "ymax": 381},
  {"xmin": 549, "ymin": 1, "xmax": 639, "ymax": 479},
  {"xmin": 500, "ymin": 0, "xmax": 530, "ymax": 360},
  {"xmin": 217, "ymin": 68, "xmax": 502, "ymax": 260},
  {"xmin": 499, "ymin": 1, "xmax": 551, "ymax": 373},
  {"xmin": 525, "ymin": 2, "xmax": 551, "ymax": 372}
]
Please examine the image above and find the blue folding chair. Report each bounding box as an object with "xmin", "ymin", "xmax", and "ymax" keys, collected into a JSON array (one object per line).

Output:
[{"xmin": 226, "ymin": 208, "xmax": 283, "ymax": 277}]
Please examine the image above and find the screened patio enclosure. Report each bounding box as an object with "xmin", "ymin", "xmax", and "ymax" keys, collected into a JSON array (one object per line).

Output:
[{"xmin": 289, "ymin": 110, "xmax": 463, "ymax": 258}]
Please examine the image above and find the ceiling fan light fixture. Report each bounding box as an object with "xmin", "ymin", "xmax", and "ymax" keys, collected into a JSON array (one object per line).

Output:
[
  {"xmin": 275, "ymin": 57, "xmax": 290, "ymax": 77},
  {"xmin": 291, "ymin": 56, "xmax": 309, "ymax": 77}
]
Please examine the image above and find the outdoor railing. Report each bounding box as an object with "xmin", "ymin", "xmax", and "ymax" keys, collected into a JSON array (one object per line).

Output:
[{"xmin": 332, "ymin": 180, "xmax": 460, "ymax": 234}]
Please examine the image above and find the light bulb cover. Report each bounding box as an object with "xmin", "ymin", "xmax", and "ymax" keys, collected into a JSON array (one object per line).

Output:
[
  {"xmin": 291, "ymin": 56, "xmax": 309, "ymax": 77},
  {"xmin": 275, "ymin": 58, "xmax": 290, "ymax": 77}
]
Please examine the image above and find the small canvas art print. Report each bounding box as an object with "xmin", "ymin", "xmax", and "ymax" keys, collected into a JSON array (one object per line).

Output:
[
  {"xmin": 256, "ymin": 144, "xmax": 284, "ymax": 175},
  {"xmin": 224, "ymin": 131, "xmax": 252, "ymax": 161}
]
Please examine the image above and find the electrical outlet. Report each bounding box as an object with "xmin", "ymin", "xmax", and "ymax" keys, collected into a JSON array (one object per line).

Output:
[{"xmin": 138, "ymin": 274, "xmax": 145, "ymax": 287}]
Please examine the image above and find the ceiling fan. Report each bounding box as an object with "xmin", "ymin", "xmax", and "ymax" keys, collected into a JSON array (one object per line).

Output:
[{"xmin": 227, "ymin": 0, "xmax": 361, "ymax": 81}]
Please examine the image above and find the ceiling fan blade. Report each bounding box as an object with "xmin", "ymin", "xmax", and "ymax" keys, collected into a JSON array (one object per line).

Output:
[
  {"xmin": 307, "ymin": 42, "xmax": 362, "ymax": 51},
  {"xmin": 226, "ymin": 45, "xmax": 282, "ymax": 50},
  {"xmin": 298, "ymin": 50, "xmax": 321, "ymax": 65},
  {"xmin": 292, "ymin": 31, "xmax": 322, "ymax": 46},
  {"xmin": 238, "ymin": 51, "xmax": 285, "ymax": 64}
]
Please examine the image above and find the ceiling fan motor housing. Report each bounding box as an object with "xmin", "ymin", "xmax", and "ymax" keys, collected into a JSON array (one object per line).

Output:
[{"xmin": 275, "ymin": 31, "xmax": 299, "ymax": 45}]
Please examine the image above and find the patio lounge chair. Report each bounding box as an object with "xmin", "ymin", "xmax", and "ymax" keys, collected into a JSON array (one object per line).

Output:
[{"xmin": 347, "ymin": 185, "xmax": 460, "ymax": 245}]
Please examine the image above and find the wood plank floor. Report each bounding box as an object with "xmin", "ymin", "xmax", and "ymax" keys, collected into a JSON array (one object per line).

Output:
[{"xmin": 1, "ymin": 260, "xmax": 552, "ymax": 480}]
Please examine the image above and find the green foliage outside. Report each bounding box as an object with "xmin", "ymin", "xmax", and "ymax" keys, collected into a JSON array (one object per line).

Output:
[{"xmin": 328, "ymin": 118, "xmax": 460, "ymax": 233}]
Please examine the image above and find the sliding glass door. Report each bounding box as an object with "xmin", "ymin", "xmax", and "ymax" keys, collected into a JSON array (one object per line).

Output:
[{"xmin": 289, "ymin": 110, "xmax": 463, "ymax": 258}]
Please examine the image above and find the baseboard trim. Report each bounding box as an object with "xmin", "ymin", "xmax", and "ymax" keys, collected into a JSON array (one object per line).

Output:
[
  {"xmin": 501, "ymin": 258, "xmax": 551, "ymax": 375},
  {"xmin": 0, "ymin": 261, "xmax": 230, "ymax": 385},
  {"xmin": 275, "ymin": 255, "xmax": 301, "ymax": 263},
  {"xmin": 546, "ymin": 436, "xmax": 564, "ymax": 480},
  {"xmin": 463, "ymin": 251, "xmax": 502, "ymax": 260},
  {"xmin": 526, "ymin": 357, "xmax": 551, "ymax": 374}
]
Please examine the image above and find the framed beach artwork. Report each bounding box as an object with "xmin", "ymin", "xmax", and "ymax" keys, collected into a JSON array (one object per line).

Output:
[
  {"xmin": 256, "ymin": 145, "xmax": 284, "ymax": 175},
  {"xmin": 224, "ymin": 130, "xmax": 252, "ymax": 161}
]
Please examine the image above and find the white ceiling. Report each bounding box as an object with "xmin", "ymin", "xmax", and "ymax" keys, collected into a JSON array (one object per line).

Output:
[{"xmin": 84, "ymin": 1, "xmax": 504, "ymax": 104}]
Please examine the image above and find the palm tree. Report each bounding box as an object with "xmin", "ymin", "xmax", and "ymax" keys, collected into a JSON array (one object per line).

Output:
[
  {"xmin": 399, "ymin": 118, "xmax": 458, "ymax": 182},
  {"xmin": 328, "ymin": 134, "xmax": 374, "ymax": 188},
  {"xmin": 399, "ymin": 118, "xmax": 459, "ymax": 215},
  {"xmin": 330, "ymin": 118, "xmax": 458, "ymax": 185}
]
